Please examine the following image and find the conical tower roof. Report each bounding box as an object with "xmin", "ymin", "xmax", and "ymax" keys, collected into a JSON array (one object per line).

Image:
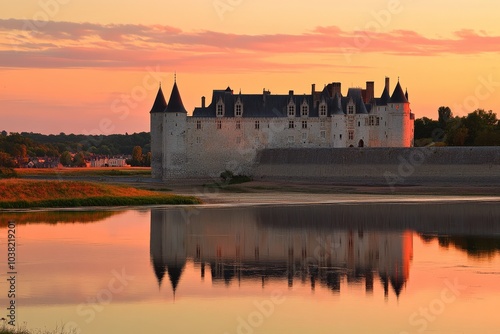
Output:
[
  {"xmin": 380, "ymin": 87, "xmax": 391, "ymax": 105},
  {"xmin": 165, "ymin": 81, "xmax": 188, "ymax": 113},
  {"xmin": 151, "ymin": 259, "xmax": 167, "ymax": 287},
  {"xmin": 390, "ymin": 81, "xmax": 409, "ymax": 103},
  {"xmin": 167, "ymin": 260, "xmax": 186, "ymax": 295},
  {"xmin": 150, "ymin": 85, "xmax": 167, "ymax": 113}
]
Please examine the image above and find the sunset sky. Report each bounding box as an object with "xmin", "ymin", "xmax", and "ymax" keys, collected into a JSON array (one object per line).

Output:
[{"xmin": 1, "ymin": 0, "xmax": 499, "ymax": 134}]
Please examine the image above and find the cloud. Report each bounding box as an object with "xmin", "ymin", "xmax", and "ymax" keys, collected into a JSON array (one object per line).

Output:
[{"xmin": 0, "ymin": 19, "xmax": 499, "ymax": 71}]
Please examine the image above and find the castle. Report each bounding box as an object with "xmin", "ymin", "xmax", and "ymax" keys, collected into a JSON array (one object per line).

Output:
[
  {"xmin": 150, "ymin": 77, "xmax": 415, "ymax": 180},
  {"xmin": 150, "ymin": 206, "xmax": 413, "ymax": 298}
]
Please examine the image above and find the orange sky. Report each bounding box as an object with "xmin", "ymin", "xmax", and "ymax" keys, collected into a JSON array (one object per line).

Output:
[{"xmin": 0, "ymin": 0, "xmax": 499, "ymax": 134}]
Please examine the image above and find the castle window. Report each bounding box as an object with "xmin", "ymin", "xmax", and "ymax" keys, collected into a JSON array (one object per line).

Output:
[
  {"xmin": 348, "ymin": 106, "xmax": 354, "ymax": 114},
  {"xmin": 301, "ymin": 103, "xmax": 309, "ymax": 117},
  {"xmin": 235, "ymin": 103, "xmax": 243, "ymax": 117},
  {"xmin": 216, "ymin": 120, "xmax": 222, "ymax": 130},
  {"xmin": 376, "ymin": 117, "xmax": 380, "ymax": 126},
  {"xmin": 302, "ymin": 120, "xmax": 308, "ymax": 129},
  {"xmin": 288, "ymin": 104, "xmax": 295, "ymax": 117},
  {"xmin": 289, "ymin": 120, "xmax": 294, "ymax": 129},
  {"xmin": 340, "ymin": 134, "xmax": 342, "ymax": 140},
  {"xmin": 348, "ymin": 130, "xmax": 354, "ymax": 140},
  {"xmin": 320, "ymin": 130, "xmax": 326, "ymax": 140},
  {"xmin": 236, "ymin": 120, "xmax": 241, "ymax": 130},
  {"xmin": 319, "ymin": 104, "xmax": 327, "ymax": 117},
  {"xmin": 302, "ymin": 132, "xmax": 307, "ymax": 141},
  {"xmin": 196, "ymin": 137, "xmax": 201, "ymax": 144},
  {"xmin": 358, "ymin": 121, "xmax": 361, "ymax": 127},
  {"xmin": 348, "ymin": 116, "xmax": 354, "ymax": 128},
  {"xmin": 216, "ymin": 102, "xmax": 224, "ymax": 117},
  {"xmin": 196, "ymin": 120, "xmax": 202, "ymax": 130},
  {"xmin": 255, "ymin": 120, "xmax": 260, "ymax": 129},
  {"xmin": 320, "ymin": 120, "xmax": 325, "ymax": 128}
]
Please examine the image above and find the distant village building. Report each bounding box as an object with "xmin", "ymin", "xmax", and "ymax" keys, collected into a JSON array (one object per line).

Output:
[
  {"xmin": 26, "ymin": 157, "xmax": 60, "ymax": 168},
  {"xmin": 150, "ymin": 77, "xmax": 415, "ymax": 180},
  {"xmin": 90, "ymin": 156, "xmax": 129, "ymax": 168}
]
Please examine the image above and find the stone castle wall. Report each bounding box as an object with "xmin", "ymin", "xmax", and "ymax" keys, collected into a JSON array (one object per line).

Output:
[
  {"xmin": 253, "ymin": 147, "xmax": 500, "ymax": 185},
  {"xmin": 163, "ymin": 111, "xmax": 414, "ymax": 180}
]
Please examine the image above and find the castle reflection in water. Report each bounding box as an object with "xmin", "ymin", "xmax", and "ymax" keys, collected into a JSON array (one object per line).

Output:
[
  {"xmin": 150, "ymin": 202, "xmax": 500, "ymax": 299},
  {"xmin": 149, "ymin": 205, "xmax": 418, "ymax": 298}
]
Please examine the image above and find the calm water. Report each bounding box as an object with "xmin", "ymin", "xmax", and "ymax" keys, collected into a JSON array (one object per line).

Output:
[{"xmin": 1, "ymin": 202, "xmax": 500, "ymax": 334}]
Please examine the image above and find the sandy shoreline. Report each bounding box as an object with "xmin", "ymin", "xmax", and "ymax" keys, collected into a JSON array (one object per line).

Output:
[{"xmin": 162, "ymin": 180, "xmax": 500, "ymax": 205}]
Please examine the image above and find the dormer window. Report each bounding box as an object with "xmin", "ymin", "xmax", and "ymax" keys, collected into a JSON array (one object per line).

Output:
[
  {"xmin": 235, "ymin": 101, "xmax": 243, "ymax": 117},
  {"xmin": 216, "ymin": 99, "xmax": 225, "ymax": 117},
  {"xmin": 348, "ymin": 105, "xmax": 354, "ymax": 114},
  {"xmin": 287, "ymin": 101, "xmax": 295, "ymax": 117},
  {"xmin": 301, "ymin": 101, "xmax": 309, "ymax": 117},
  {"xmin": 319, "ymin": 103, "xmax": 327, "ymax": 117}
]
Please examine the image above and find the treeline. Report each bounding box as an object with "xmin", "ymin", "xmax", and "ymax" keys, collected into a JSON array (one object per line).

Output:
[
  {"xmin": 0, "ymin": 131, "xmax": 151, "ymax": 167},
  {"xmin": 21, "ymin": 132, "xmax": 151, "ymax": 155},
  {"xmin": 414, "ymin": 108, "xmax": 500, "ymax": 146}
]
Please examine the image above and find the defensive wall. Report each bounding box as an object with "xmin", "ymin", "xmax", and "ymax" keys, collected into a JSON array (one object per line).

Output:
[{"xmin": 252, "ymin": 147, "xmax": 500, "ymax": 186}]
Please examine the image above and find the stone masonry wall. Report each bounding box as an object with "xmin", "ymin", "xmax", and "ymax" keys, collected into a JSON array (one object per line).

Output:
[{"xmin": 253, "ymin": 147, "xmax": 500, "ymax": 186}]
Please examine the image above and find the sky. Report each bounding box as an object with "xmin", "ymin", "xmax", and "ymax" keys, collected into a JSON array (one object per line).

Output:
[{"xmin": 0, "ymin": 0, "xmax": 499, "ymax": 134}]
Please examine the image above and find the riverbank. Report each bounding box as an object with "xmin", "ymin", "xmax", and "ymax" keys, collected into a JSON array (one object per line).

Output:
[{"xmin": 0, "ymin": 179, "xmax": 200, "ymax": 209}]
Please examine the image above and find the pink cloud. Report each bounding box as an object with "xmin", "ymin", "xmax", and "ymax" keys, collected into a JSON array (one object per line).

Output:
[{"xmin": 0, "ymin": 19, "xmax": 499, "ymax": 71}]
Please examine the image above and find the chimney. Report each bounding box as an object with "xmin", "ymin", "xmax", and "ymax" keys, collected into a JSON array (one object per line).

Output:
[
  {"xmin": 332, "ymin": 82, "xmax": 342, "ymax": 96},
  {"xmin": 201, "ymin": 96, "xmax": 206, "ymax": 108},
  {"xmin": 311, "ymin": 84, "xmax": 316, "ymax": 96},
  {"xmin": 366, "ymin": 81, "xmax": 374, "ymax": 103},
  {"xmin": 385, "ymin": 77, "xmax": 390, "ymax": 92},
  {"xmin": 289, "ymin": 90, "xmax": 294, "ymax": 96}
]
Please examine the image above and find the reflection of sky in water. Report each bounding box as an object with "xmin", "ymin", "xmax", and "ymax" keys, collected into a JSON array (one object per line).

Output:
[{"xmin": 0, "ymin": 202, "xmax": 499, "ymax": 334}]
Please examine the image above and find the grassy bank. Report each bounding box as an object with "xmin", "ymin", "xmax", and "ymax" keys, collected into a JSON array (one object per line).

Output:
[{"xmin": 0, "ymin": 179, "xmax": 200, "ymax": 209}]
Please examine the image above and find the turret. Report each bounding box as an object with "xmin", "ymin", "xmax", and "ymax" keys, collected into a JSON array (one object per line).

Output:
[
  {"xmin": 150, "ymin": 84, "xmax": 167, "ymax": 179},
  {"xmin": 387, "ymin": 79, "xmax": 413, "ymax": 147},
  {"xmin": 162, "ymin": 79, "xmax": 188, "ymax": 179}
]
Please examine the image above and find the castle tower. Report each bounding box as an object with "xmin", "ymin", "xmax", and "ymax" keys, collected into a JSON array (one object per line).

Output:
[
  {"xmin": 387, "ymin": 79, "xmax": 413, "ymax": 147},
  {"xmin": 150, "ymin": 209, "xmax": 188, "ymax": 296},
  {"xmin": 150, "ymin": 84, "xmax": 167, "ymax": 179},
  {"xmin": 162, "ymin": 79, "xmax": 188, "ymax": 179}
]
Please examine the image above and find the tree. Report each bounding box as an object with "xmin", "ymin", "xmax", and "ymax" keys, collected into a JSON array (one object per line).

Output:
[
  {"xmin": 414, "ymin": 117, "xmax": 440, "ymax": 140},
  {"xmin": 60, "ymin": 151, "xmax": 72, "ymax": 166},
  {"xmin": 0, "ymin": 152, "xmax": 15, "ymax": 167},
  {"xmin": 438, "ymin": 106, "xmax": 452, "ymax": 129},
  {"xmin": 72, "ymin": 152, "xmax": 87, "ymax": 167},
  {"xmin": 144, "ymin": 152, "xmax": 152, "ymax": 167},
  {"xmin": 130, "ymin": 146, "xmax": 143, "ymax": 167},
  {"xmin": 462, "ymin": 109, "xmax": 498, "ymax": 145}
]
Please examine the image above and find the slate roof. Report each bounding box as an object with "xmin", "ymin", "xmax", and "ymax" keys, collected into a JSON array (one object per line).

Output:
[
  {"xmin": 390, "ymin": 81, "xmax": 409, "ymax": 103},
  {"xmin": 165, "ymin": 82, "xmax": 187, "ymax": 113},
  {"xmin": 192, "ymin": 81, "xmax": 408, "ymax": 118},
  {"xmin": 149, "ymin": 85, "xmax": 167, "ymax": 113}
]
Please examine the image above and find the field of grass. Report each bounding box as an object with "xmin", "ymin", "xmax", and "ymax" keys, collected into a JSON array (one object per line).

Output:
[
  {"xmin": 0, "ymin": 179, "xmax": 200, "ymax": 209},
  {"xmin": 14, "ymin": 167, "xmax": 151, "ymax": 177}
]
